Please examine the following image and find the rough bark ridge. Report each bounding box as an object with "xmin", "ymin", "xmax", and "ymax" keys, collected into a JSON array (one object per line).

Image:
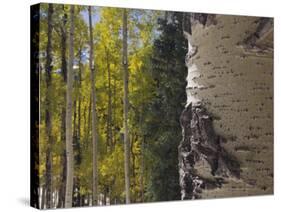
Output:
[
  {"xmin": 179, "ymin": 14, "xmax": 273, "ymax": 199},
  {"xmin": 179, "ymin": 103, "xmax": 240, "ymax": 199}
]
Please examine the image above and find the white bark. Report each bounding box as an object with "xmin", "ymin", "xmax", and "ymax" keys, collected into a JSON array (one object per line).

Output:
[
  {"xmin": 183, "ymin": 15, "xmax": 273, "ymax": 197},
  {"xmin": 88, "ymin": 6, "xmax": 99, "ymax": 205},
  {"xmin": 65, "ymin": 5, "xmax": 75, "ymax": 208}
]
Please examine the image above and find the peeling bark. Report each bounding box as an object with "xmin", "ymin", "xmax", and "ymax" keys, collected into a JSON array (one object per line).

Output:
[{"xmin": 179, "ymin": 103, "xmax": 240, "ymax": 199}]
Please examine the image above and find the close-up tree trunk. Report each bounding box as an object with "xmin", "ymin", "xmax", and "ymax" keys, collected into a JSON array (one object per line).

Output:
[{"xmin": 179, "ymin": 14, "xmax": 273, "ymax": 199}]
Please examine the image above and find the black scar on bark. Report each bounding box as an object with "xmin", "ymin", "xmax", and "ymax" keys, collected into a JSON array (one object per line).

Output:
[
  {"xmin": 182, "ymin": 13, "xmax": 217, "ymax": 36},
  {"xmin": 240, "ymin": 17, "xmax": 273, "ymax": 51},
  {"xmin": 191, "ymin": 13, "xmax": 208, "ymax": 26},
  {"xmin": 178, "ymin": 103, "xmax": 240, "ymax": 200}
]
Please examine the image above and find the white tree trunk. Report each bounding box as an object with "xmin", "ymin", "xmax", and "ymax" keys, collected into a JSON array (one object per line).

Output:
[
  {"xmin": 88, "ymin": 6, "xmax": 99, "ymax": 205},
  {"xmin": 179, "ymin": 14, "xmax": 273, "ymax": 199},
  {"xmin": 65, "ymin": 5, "xmax": 75, "ymax": 208}
]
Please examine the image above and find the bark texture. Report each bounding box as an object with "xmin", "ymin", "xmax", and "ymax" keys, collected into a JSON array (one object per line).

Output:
[{"xmin": 179, "ymin": 14, "xmax": 273, "ymax": 199}]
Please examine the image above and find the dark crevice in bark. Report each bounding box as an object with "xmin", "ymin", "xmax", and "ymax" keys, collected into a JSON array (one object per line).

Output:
[
  {"xmin": 240, "ymin": 17, "xmax": 273, "ymax": 53},
  {"xmin": 178, "ymin": 103, "xmax": 240, "ymax": 200},
  {"xmin": 183, "ymin": 13, "xmax": 217, "ymax": 35}
]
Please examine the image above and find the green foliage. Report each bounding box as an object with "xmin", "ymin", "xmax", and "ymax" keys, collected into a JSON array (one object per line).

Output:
[
  {"xmin": 38, "ymin": 4, "xmax": 187, "ymax": 206},
  {"xmin": 141, "ymin": 12, "xmax": 188, "ymax": 201}
]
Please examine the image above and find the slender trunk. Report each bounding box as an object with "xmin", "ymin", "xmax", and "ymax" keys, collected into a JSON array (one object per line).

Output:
[
  {"xmin": 65, "ymin": 5, "xmax": 75, "ymax": 208},
  {"xmin": 45, "ymin": 4, "xmax": 54, "ymax": 209},
  {"xmin": 88, "ymin": 194, "xmax": 92, "ymax": 206},
  {"xmin": 41, "ymin": 187, "xmax": 46, "ymax": 209},
  {"xmin": 103, "ymin": 191, "xmax": 106, "ymax": 205},
  {"xmin": 76, "ymin": 51, "xmax": 82, "ymax": 207},
  {"xmin": 86, "ymin": 95, "xmax": 92, "ymax": 141},
  {"xmin": 73, "ymin": 100, "xmax": 77, "ymax": 141},
  {"xmin": 54, "ymin": 190, "xmax": 58, "ymax": 208},
  {"xmin": 78, "ymin": 53, "xmax": 82, "ymax": 146},
  {"xmin": 72, "ymin": 49, "xmax": 83, "ymax": 207},
  {"xmin": 72, "ymin": 99, "xmax": 77, "ymax": 209},
  {"xmin": 81, "ymin": 195, "xmax": 85, "ymax": 206},
  {"xmin": 122, "ymin": 9, "xmax": 130, "ymax": 204},
  {"xmin": 112, "ymin": 77, "xmax": 116, "ymax": 146},
  {"xmin": 58, "ymin": 5, "xmax": 67, "ymax": 208},
  {"xmin": 108, "ymin": 193, "xmax": 111, "ymax": 205},
  {"xmin": 59, "ymin": 111, "xmax": 67, "ymax": 208},
  {"xmin": 131, "ymin": 134, "xmax": 137, "ymax": 203},
  {"xmin": 83, "ymin": 104, "xmax": 87, "ymax": 139},
  {"xmin": 88, "ymin": 6, "xmax": 99, "ymax": 205},
  {"xmin": 60, "ymin": 6, "xmax": 67, "ymax": 83}
]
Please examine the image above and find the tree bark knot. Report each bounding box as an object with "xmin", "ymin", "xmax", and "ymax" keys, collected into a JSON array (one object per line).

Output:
[{"xmin": 178, "ymin": 103, "xmax": 240, "ymax": 200}]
